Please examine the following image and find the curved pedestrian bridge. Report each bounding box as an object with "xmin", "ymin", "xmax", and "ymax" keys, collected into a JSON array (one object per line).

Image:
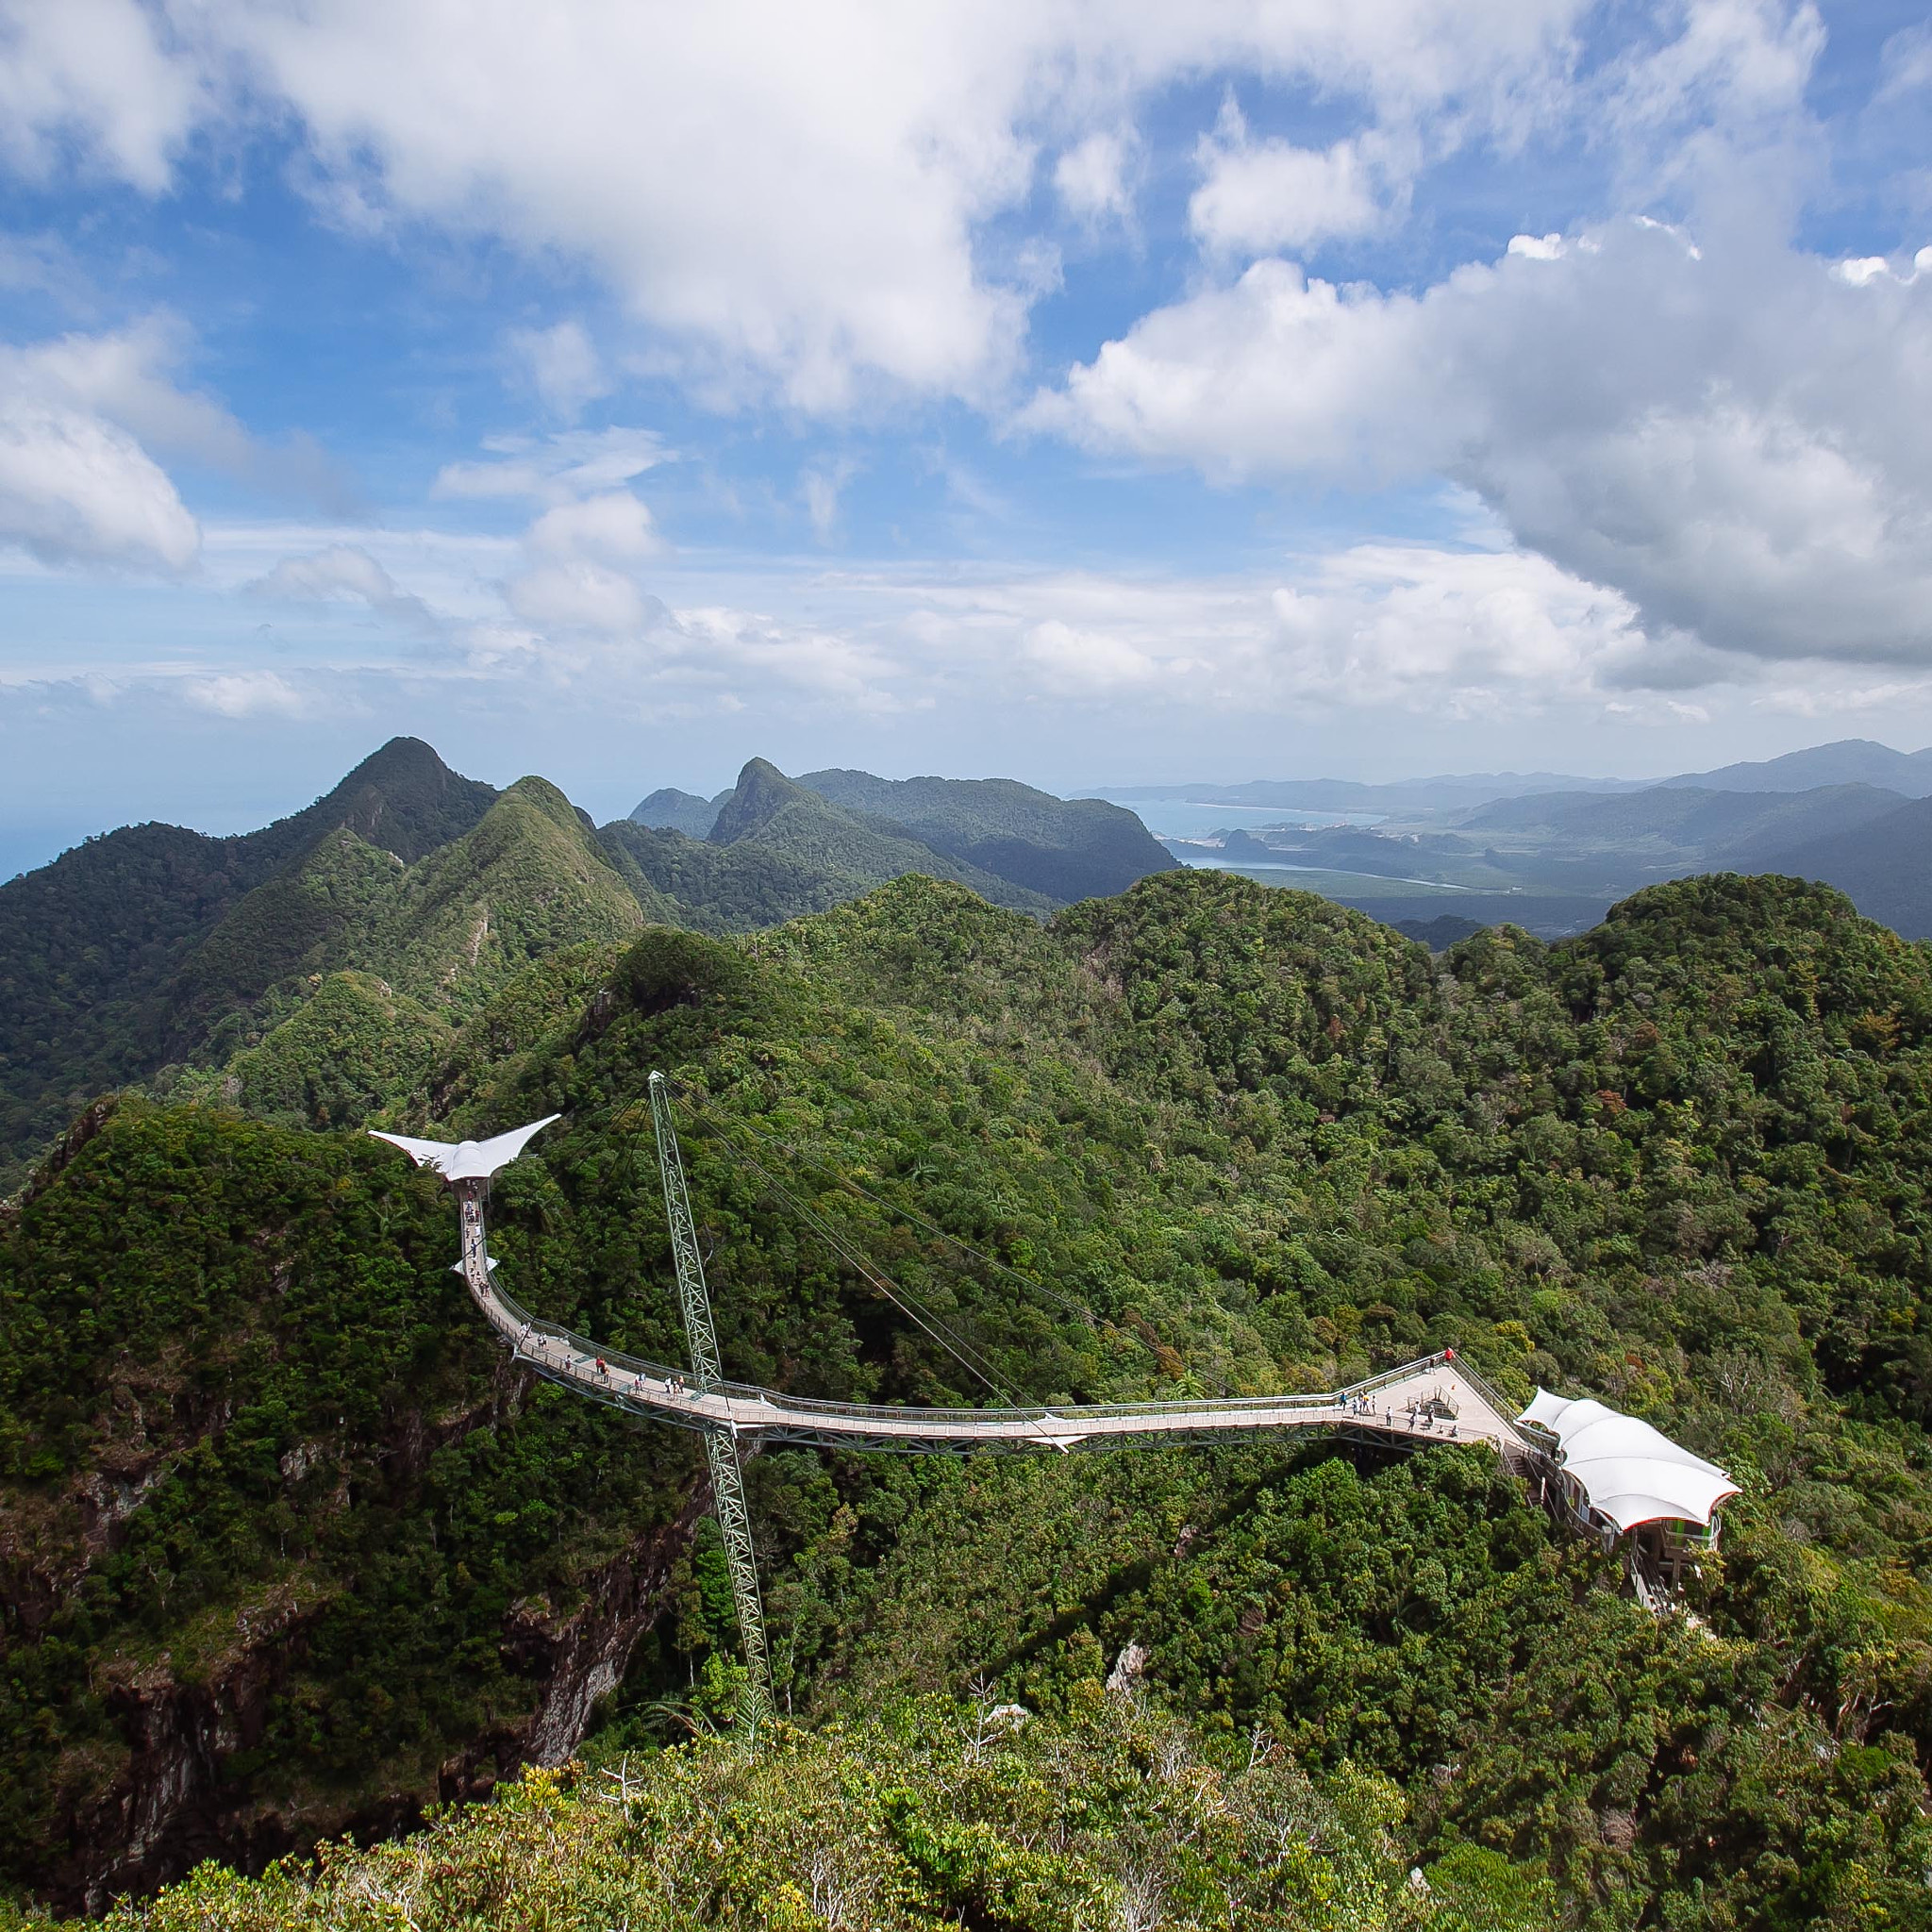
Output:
[{"xmin": 450, "ymin": 1187, "xmax": 1533, "ymax": 1460}]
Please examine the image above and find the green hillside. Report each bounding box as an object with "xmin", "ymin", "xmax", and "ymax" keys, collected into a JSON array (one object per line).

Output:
[
  {"xmin": 2, "ymin": 745, "xmax": 1144, "ymax": 1189},
  {"xmin": 29, "ymin": 1705, "xmax": 1548, "ymax": 1932},
  {"xmin": 8, "ymin": 870, "xmax": 1932, "ymax": 1924},
  {"xmin": 0, "ymin": 741, "xmax": 497, "ymax": 1182},
  {"xmin": 798, "ymin": 766, "xmax": 1176, "ymax": 901},
  {"xmin": 602, "ymin": 758, "xmax": 1054, "ymax": 932}
]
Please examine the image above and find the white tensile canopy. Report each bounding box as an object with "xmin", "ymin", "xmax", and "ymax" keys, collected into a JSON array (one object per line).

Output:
[
  {"xmin": 369, "ymin": 1115, "xmax": 560, "ymax": 1182},
  {"xmin": 1519, "ymin": 1390, "xmax": 1739, "ymax": 1533}
]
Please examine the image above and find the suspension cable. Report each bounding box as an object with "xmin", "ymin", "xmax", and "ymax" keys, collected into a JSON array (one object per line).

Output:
[
  {"xmin": 671, "ymin": 1080, "xmax": 1163, "ymax": 1369},
  {"xmin": 678, "ymin": 1102, "xmax": 1037, "ymax": 1414}
]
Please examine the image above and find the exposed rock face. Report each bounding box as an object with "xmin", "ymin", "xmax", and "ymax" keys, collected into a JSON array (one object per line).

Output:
[
  {"xmin": 66, "ymin": 1587, "xmax": 327, "ymax": 1914},
  {"xmin": 508, "ymin": 1485, "xmax": 711, "ymax": 1774},
  {"xmin": 11, "ymin": 1341, "xmax": 711, "ymax": 1918},
  {"xmin": 42, "ymin": 1488, "xmax": 708, "ymax": 1915}
]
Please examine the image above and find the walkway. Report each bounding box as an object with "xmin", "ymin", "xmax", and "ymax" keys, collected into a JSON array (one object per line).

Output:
[{"xmin": 455, "ymin": 1187, "xmax": 1535, "ymax": 1463}]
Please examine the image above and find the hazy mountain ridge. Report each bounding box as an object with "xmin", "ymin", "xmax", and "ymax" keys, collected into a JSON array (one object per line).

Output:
[
  {"xmin": 627, "ymin": 786, "xmax": 727, "ymax": 839},
  {"xmin": 1105, "ymin": 770, "xmax": 1645, "ymax": 810},
  {"xmin": 1110, "ymin": 738, "xmax": 1932, "ymax": 811},
  {"xmin": 1657, "ymin": 737, "xmax": 1932, "ymax": 796},
  {"xmin": 1136, "ymin": 741, "xmax": 1932, "ymax": 939},
  {"xmin": 1453, "ymin": 780, "xmax": 1907, "ymax": 847}
]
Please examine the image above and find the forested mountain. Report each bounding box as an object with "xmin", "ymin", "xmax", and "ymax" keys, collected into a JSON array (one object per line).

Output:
[
  {"xmin": 0, "ymin": 747, "xmax": 1174, "ymax": 1190},
  {"xmin": 601, "ymin": 758, "xmax": 1052, "ymax": 932},
  {"xmin": 0, "ymin": 740, "xmax": 499, "ymax": 1182},
  {"xmin": 627, "ymin": 786, "xmax": 726, "ymax": 838},
  {"xmin": 1756, "ymin": 791, "xmax": 1932, "ymax": 939},
  {"xmin": 624, "ymin": 758, "xmax": 1171, "ymax": 909},
  {"xmin": 797, "ymin": 766, "xmax": 1174, "ymax": 900},
  {"xmin": 1454, "ymin": 781, "xmax": 1909, "ymax": 856},
  {"xmin": 8, "ymin": 869, "xmax": 1932, "ymax": 1925}
]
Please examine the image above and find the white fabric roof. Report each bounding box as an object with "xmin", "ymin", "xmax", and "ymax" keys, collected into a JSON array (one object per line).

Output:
[
  {"xmin": 1520, "ymin": 1390, "xmax": 1738, "ymax": 1533},
  {"xmin": 370, "ymin": 1115, "xmax": 560, "ymax": 1181}
]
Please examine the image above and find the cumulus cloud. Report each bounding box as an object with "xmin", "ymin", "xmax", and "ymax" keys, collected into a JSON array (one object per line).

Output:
[
  {"xmin": 1189, "ymin": 98, "xmax": 1385, "ymax": 255},
  {"xmin": 248, "ymin": 543, "xmax": 442, "ymax": 631},
  {"xmin": 505, "ymin": 489, "xmax": 660, "ymax": 638},
  {"xmin": 886, "ymin": 544, "xmax": 1669, "ymax": 719},
  {"xmin": 1055, "ymin": 129, "xmax": 1137, "ymax": 228},
  {"xmin": 0, "ymin": 324, "xmax": 246, "ymax": 572},
  {"xmin": 489, "ymin": 471, "xmax": 899, "ymax": 705},
  {"xmin": 1034, "ymin": 211, "xmax": 1932, "ymax": 671},
  {"xmin": 67, "ymin": 0, "xmax": 1587, "ymax": 410},
  {"xmin": 506, "ymin": 558, "xmax": 656, "ymax": 635},
  {"xmin": 0, "ymin": 0, "xmax": 204, "ymax": 192},
  {"xmin": 525, "ymin": 491, "xmax": 660, "ymax": 561},
  {"xmin": 183, "ymin": 669, "xmax": 312, "ymax": 719},
  {"xmin": 0, "ymin": 396, "xmax": 199, "ymax": 571},
  {"xmin": 3, "ymin": 318, "xmax": 354, "ymax": 512}
]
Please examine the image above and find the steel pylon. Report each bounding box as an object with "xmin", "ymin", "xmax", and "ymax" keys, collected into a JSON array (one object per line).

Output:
[{"xmin": 648, "ymin": 1072, "xmax": 774, "ymax": 1736}]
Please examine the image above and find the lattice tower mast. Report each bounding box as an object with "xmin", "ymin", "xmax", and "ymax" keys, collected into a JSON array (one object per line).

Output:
[{"xmin": 648, "ymin": 1071, "xmax": 774, "ymax": 1734}]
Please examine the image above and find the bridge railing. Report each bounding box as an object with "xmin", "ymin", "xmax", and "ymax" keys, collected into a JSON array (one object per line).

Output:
[{"xmin": 475, "ymin": 1257, "xmax": 1528, "ymax": 1440}]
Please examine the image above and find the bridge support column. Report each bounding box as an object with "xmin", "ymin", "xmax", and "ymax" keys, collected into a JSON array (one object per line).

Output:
[{"xmin": 650, "ymin": 1072, "xmax": 774, "ymax": 1737}]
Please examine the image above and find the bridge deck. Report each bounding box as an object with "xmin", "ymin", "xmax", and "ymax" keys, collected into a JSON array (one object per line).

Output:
[{"xmin": 458, "ymin": 1191, "xmax": 1534, "ymax": 1461}]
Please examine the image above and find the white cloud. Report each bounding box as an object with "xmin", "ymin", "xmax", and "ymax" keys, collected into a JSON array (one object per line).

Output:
[
  {"xmin": 0, "ymin": 396, "xmax": 199, "ymax": 572},
  {"xmin": 1189, "ymin": 98, "xmax": 1384, "ymax": 255},
  {"xmin": 8, "ymin": 320, "xmax": 248, "ymax": 466},
  {"xmin": 506, "ymin": 488, "xmax": 660, "ymax": 634},
  {"xmin": 0, "ymin": 321, "xmax": 362, "ymax": 575},
  {"xmin": 800, "ymin": 459, "xmax": 859, "ymax": 542},
  {"xmin": 1754, "ymin": 675, "xmax": 1932, "ymax": 719},
  {"xmin": 1055, "ymin": 129, "xmax": 1137, "ymax": 227},
  {"xmin": 0, "ymin": 325, "xmax": 221, "ymax": 572},
  {"xmin": 0, "ymin": 0, "xmax": 204, "ymax": 192},
  {"xmin": 1023, "ymin": 617, "xmax": 1162, "ymax": 693},
  {"xmin": 887, "ymin": 545, "xmax": 1666, "ymax": 718},
  {"xmin": 525, "ymin": 491, "xmax": 660, "ymax": 561},
  {"xmin": 184, "ymin": 670, "xmax": 311, "ymax": 718},
  {"xmin": 431, "ymin": 427, "xmax": 671, "ymax": 505},
  {"xmin": 1876, "ymin": 23, "xmax": 1932, "ymax": 104},
  {"xmin": 248, "ymin": 543, "xmax": 441, "ymax": 630},
  {"xmin": 1035, "ymin": 208, "xmax": 1932, "ymax": 671},
  {"xmin": 508, "ymin": 319, "xmax": 609, "ymax": 420},
  {"xmin": 3, "ymin": 319, "xmax": 351, "ymax": 509},
  {"xmin": 74, "ymin": 0, "xmax": 1588, "ymax": 411},
  {"xmin": 506, "ymin": 558, "xmax": 655, "ymax": 635}
]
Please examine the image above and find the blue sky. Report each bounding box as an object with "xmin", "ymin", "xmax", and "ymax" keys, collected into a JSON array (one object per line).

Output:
[{"xmin": 1, "ymin": 0, "xmax": 1930, "ymax": 874}]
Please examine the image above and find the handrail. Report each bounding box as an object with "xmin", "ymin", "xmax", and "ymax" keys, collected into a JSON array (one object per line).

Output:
[{"xmin": 468, "ymin": 1210, "xmax": 1533, "ymax": 1451}]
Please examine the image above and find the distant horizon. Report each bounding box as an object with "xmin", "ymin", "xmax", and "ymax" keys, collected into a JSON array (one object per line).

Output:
[{"xmin": 10, "ymin": 728, "xmax": 1931, "ymax": 887}]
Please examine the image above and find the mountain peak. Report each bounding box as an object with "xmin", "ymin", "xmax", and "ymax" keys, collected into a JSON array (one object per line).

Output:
[
  {"xmin": 307, "ymin": 738, "xmax": 499, "ymax": 863},
  {"xmin": 708, "ymin": 758, "xmax": 817, "ymax": 844}
]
